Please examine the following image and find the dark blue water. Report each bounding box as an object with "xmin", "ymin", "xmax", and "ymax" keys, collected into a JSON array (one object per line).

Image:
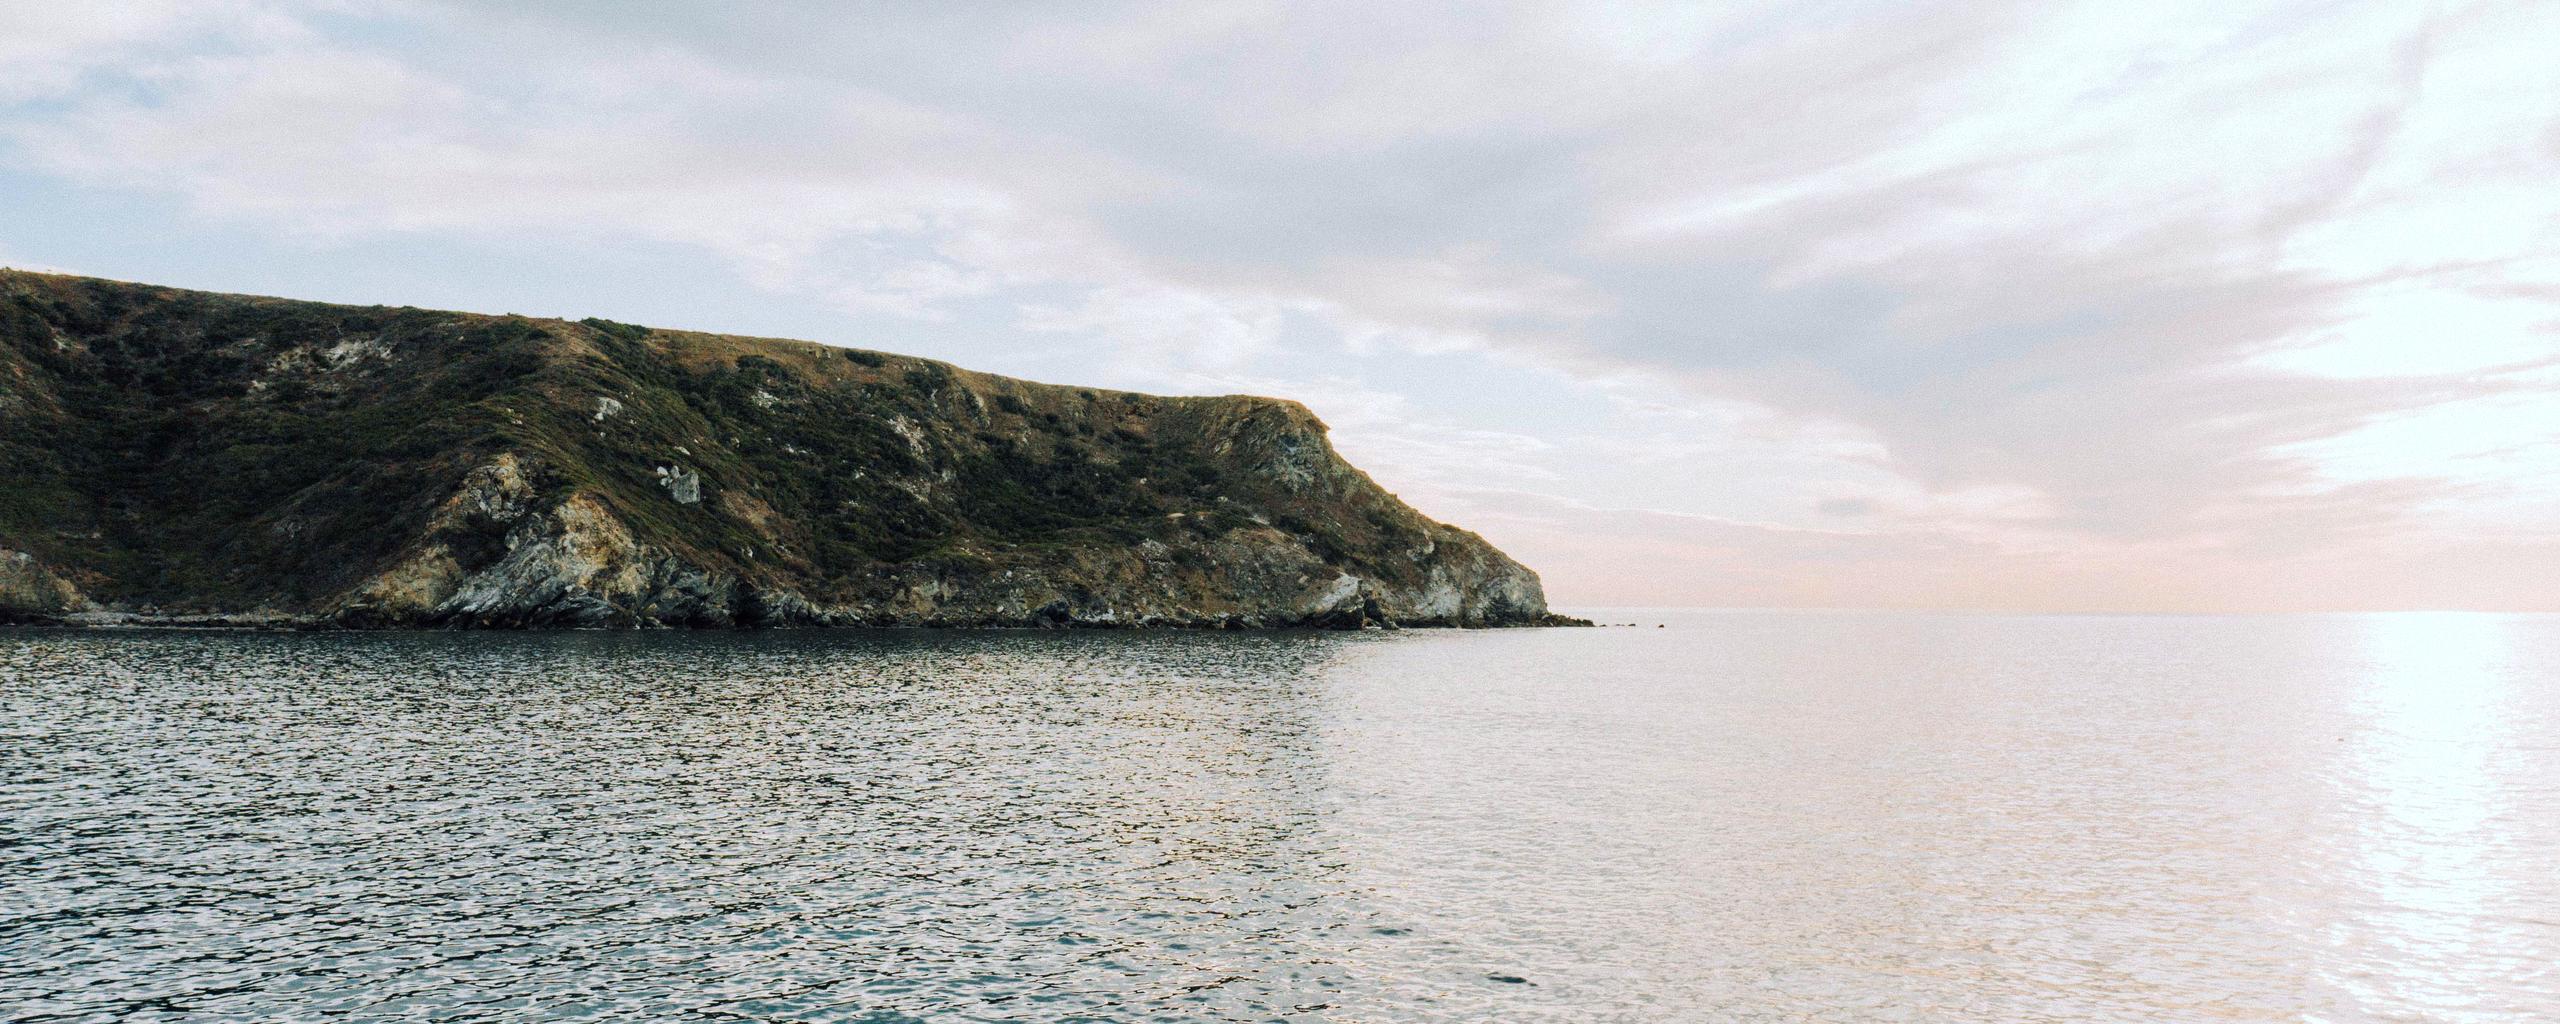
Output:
[{"xmin": 6, "ymin": 612, "xmax": 2557, "ymax": 1021}]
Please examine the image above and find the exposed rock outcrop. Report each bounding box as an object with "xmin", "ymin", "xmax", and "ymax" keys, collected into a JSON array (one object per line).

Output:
[
  {"xmin": 0, "ymin": 548, "xmax": 82, "ymax": 623},
  {"xmin": 0, "ymin": 270, "xmax": 1583, "ymax": 629}
]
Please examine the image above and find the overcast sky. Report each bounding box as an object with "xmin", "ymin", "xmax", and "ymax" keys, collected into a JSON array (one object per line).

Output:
[{"xmin": 4, "ymin": 1, "xmax": 2555, "ymax": 611}]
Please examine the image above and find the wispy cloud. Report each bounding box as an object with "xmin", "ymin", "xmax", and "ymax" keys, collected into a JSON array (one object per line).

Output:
[{"xmin": 2, "ymin": 0, "xmax": 2551, "ymax": 609}]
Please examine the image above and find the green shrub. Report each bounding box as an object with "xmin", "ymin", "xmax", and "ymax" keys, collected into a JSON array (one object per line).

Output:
[{"xmin": 579, "ymin": 317, "xmax": 650, "ymax": 341}]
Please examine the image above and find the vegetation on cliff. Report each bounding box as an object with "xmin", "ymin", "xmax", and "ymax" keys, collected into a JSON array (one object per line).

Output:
[{"xmin": 0, "ymin": 270, "xmax": 1572, "ymax": 628}]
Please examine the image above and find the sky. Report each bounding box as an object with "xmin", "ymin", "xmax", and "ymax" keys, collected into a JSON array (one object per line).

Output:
[{"xmin": 2, "ymin": 1, "xmax": 2555, "ymax": 612}]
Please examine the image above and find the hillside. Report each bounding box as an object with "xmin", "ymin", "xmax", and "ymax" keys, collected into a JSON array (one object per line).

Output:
[{"xmin": 0, "ymin": 270, "xmax": 1574, "ymax": 628}]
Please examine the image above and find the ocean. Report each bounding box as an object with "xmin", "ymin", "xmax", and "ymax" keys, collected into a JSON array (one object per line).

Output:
[{"xmin": 5, "ymin": 611, "xmax": 2556, "ymax": 1021}]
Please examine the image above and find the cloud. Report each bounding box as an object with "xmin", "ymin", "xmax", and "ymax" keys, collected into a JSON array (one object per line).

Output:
[
  {"xmin": 0, "ymin": 3, "xmax": 289, "ymax": 101},
  {"xmin": 1019, "ymin": 285, "xmax": 1288, "ymax": 370},
  {"xmin": 1479, "ymin": 486, "xmax": 2560, "ymax": 613},
  {"xmin": 2, "ymin": 0, "xmax": 2553, "ymax": 609}
]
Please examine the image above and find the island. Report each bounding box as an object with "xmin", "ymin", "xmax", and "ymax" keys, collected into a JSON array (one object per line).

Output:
[{"xmin": 0, "ymin": 270, "xmax": 1580, "ymax": 629}]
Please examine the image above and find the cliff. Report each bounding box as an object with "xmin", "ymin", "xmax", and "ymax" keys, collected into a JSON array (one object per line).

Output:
[{"xmin": 0, "ymin": 270, "xmax": 1578, "ymax": 629}]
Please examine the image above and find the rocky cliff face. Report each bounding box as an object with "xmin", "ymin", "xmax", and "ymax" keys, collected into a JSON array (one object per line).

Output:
[{"xmin": 0, "ymin": 270, "xmax": 1577, "ymax": 628}]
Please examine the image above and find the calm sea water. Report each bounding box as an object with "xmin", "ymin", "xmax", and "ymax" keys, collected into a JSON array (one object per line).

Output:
[{"xmin": 4, "ymin": 611, "xmax": 2557, "ymax": 1022}]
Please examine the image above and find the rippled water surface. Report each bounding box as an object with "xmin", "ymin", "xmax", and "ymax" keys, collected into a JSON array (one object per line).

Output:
[{"xmin": 6, "ymin": 612, "xmax": 2559, "ymax": 1022}]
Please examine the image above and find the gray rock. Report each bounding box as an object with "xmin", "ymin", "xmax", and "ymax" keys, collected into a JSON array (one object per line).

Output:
[{"xmin": 657, "ymin": 465, "xmax": 702, "ymax": 505}]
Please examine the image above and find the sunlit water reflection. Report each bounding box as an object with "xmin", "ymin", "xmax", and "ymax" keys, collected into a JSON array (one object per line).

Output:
[{"xmin": 4, "ymin": 612, "xmax": 2556, "ymax": 1021}]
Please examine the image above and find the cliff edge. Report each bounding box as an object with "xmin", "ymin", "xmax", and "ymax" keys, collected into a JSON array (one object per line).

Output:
[{"xmin": 0, "ymin": 270, "xmax": 1580, "ymax": 629}]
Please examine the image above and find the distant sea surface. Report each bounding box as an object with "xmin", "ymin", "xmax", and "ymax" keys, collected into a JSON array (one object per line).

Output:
[{"xmin": 6, "ymin": 611, "xmax": 2557, "ymax": 1022}]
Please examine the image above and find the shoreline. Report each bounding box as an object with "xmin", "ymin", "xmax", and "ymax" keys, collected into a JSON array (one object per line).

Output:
[{"xmin": 0, "ymin": 610, "xmax": 1596, "ymax": 632}]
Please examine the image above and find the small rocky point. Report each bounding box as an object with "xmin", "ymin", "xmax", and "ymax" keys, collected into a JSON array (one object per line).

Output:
[{"xmin": 0, "ymin": 270, "xmax": 1589, "ymax": 630}]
